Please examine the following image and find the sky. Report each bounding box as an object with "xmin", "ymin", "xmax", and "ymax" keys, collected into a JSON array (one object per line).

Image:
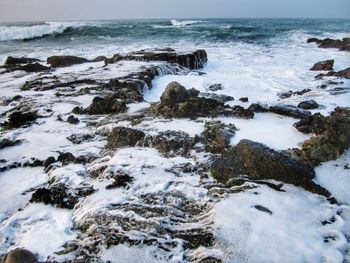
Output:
[{"xmin": 0, "ymin": 0, "xmax": 349, "ymax": 22}]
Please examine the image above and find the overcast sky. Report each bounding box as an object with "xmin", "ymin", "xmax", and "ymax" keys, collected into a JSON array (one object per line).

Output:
[{"xmin": 0, "ymin": 0, "xmax": 349, "ymax": 22}]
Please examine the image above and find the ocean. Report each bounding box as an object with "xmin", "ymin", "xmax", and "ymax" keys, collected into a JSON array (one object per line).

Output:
[{"xmin": 0, "ymin": 19, "xmax": 350, "ymax": 262}]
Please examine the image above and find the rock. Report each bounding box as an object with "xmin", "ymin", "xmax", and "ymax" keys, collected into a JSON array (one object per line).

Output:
[
  {"xmin": 310, "ymin": 60, "xmax": 334, "ymax": 71},
  {"xmin": 254, "ymin": 205, "xmax": 273, "ymax": 215},
  {"xmin": 334, "ymin": 67, "xmax": 350, "ymax": 79},
  {"xmin": 106, "ymin": 49, "xmax": 208, "ymax": 70},
  {"xmin": 0, "ymin": 139, "xmax": 21, "ymax": 149},
  {"xmin": 278, "ymin": 89, "xmax": 311, "ymax": 99},
  {"xmin": 188, "ymin": 88, "xmax": 200, "ymax": 98},
  {"xmin": 307, "ymin": 37, "xmax": 350, "ymax": 52},
  {"xmin": 5, "ymin": 56, "xmax": 40, "ymax": 65},
  {"xmin": 227, "ymin": 106, "xmax": 254, "ymax": 119},
  {"xmin": 43, "ymin": 156, "xmax": 56, "ymax": 168},
  {"xmin": 293, "ymin": 107, "xmax": 350, "ymax": 166},
  {"xmin": 101, "ymin": 79, "xmax": 145, "ymax": 102},
  {"xmin": 3, "ymin": 107, "xmax": 38, "ymax": 128},
  {"xmin": 18, "ymin": 63, "xmax": 49, "ymax": 73},
  {"xmin": 92, "ymin": 56, "xmax": 107, "ymax": 62},
  {"xmin": 47, "ymin": 55, "xmax": 90, "ymax": 68},
  {"xmin": 248, "ymin": 103, "xmax": 268, "ymax": 112},
  {"xmin": 208, "ymin": 84, "xmax": 222, "ymax": 91},
  {"xmin": 200, "ymin": 93, "xmax": 234, "ymax": 103},
  {"xmin": 141, "ymin": 131, "xmax": 199, "ymax": 157},
  {"xmin": 58, "ymin": 152, "xmax": 76, "ymax": 164},
  {"xmin": 105, "ymin": 173, "xmax": 133, "ymax": 189},
  {"xmin": 297, "ymin": 100, "xmax": 319, "ymax": 110},
  {"xmin": 73, "ymin": 95, "xmax": 127, "ymax": 115},
  {"xmin": 202, "ymin": 121, "xmax": 236, "ymax": 153},
  {"xmin": 107, "ymin": 127, "xmax": 145, "ymax": 148},
  {"xmin": 160, "ymin": 82, "xmax": 190, "ymax": 103},
  {"xmin": 2, "ymin": 248, "xmax": 37, "ymax": 263},
  {"xmin": 67, "ymin": 115, "xmax": 80, "ymax": 124},
  {"xmin": 67, "ymin": 133, "xmax": 94, "ymax": 144},
  {"xmin": 269, "ymin": 105, "xmax": 311, "ymax": 119},
  {"xmin": 239, "ymin": 97, "xmax": 249, "ymax": 102},
  {"xmin": 210, "ymin": 140, "xmax": 329, "ymax": 196}
]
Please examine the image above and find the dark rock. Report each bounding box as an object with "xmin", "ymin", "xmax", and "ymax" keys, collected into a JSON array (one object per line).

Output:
[
  {"xmin": 239, "ymin": 97, "xmax": 249, "ymax": 102},
  {"xmin": 5, "ymin": 56, "xmax": 40, "ymax": 66},
  {"xmin": 202, "ymin": 121, "xmax": 236, "ymax": 154},
  {"xmin": 47, "ymin": 55, "xmax": 90, "ymax": 68},
  {"xmin": 307, "ymin": 37, "xmax": 350, "ymax": 51},
  {"xmin": 188, "ymin": 88, "xmax": 200, "ymax": 98},
  {"xmin": 227, "ymin": 106, "xmax": 254, "ymax": 119},
  {"xmin": 200, "ymin": 93, "xmax": 234, "ymax": 103},
  {"xmin": 293, "ymin": 107, "xmax": 350, "ymax": 166},
  {"xmin": 92, "ymin": 56, "xmax": 107, "ymax": 62},
  {"xmin": 310, "ymin": 60, "xmax": 334, "ymax": 71},
  {"xmin": 3, "ymin": 107, "xmax": 38, "ymax": 128},
  {"xmin": 2, "ymin": 248, "xmax": 37, "ymax": 263},
  {"xmin": 107, "ymin": 127, "xmax": 145, "ymax": 148},
  {"xmin": 254, "ymin": 205, "xmax": 273, "ymax": 215},
  {"xmin": 106, "ymin": 49, "xmax": 208, "ymax": 70},
  {"xmin": 105, "ymin": 173, "xmax": 133, "ymax": 189},
  {"xmin": 248, "ymin": 103, "xmax": 268, "ymax": 112},
  {"xmin": 43, "ymin": 156, "xmax": 56, "ymax": 168},
  {"xmin": 58, "ymin": 152, "xmax": 76, "ymax": 164},
  {"xmin": 208, "ymin": 84, "xmax": 222, "ymax": 91},
  {"xmin": 334, "ymin": 67, "xmax": 350, "ymax": 79},
  {"xmin": 210, "ymin": 139, "xmax": 329, "ymax": 196},
  {"xmin": 160, "ymin": 82, "xmax": 190, "ymax": 104},
  {"xmin": 298, "ymin": 100, "xmax": 319, "ymax": 110},
  {"xmin": 73, "ymin": 95, "xmax": 127, "ymax": 115},
  {"xmin": 269, "ymin": 105, "xmax": 311, "ymax": 119},
  {"xmin": 101, "ymin": 79, "xmax": 145, "ymax": 102},
  {"xmin": 18, "ymin": 63, "xmax": 49, "ymax": 73},
  {"xmin": 0, "ymin": 139, "xmax": 21, "ymax": 149},
  {"xmin": 67, "ymin": 133, "xmax": 94, "ymax": 144},
  {"xmin": 67, "ymin": 115, "xmax": 80, "ymax": 124},
  {"xmin": 278, "ymin": 89, "xmax": 311, "ymax": 99},
  {"xmin": 141, "ymin": 131, "xmax": 198, "ymax": 157}
]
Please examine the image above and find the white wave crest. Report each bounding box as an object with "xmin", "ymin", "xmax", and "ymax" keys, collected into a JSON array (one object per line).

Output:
[
  {"xmin": 0, "ymin": 22, "xmax": 86, "ymax": 42},
  {"xmin": 170, "ymin": 20, "xmax": 202, "ymax": 27}
]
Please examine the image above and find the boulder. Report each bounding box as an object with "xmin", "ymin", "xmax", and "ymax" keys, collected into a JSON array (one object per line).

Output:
[
  {"xmin": 73, "ymin": 95, "xmax": 127, "ymax": 115},
  {"xmin": 101, "ymin": 79, "xmax": 145, "ymax": 102},
  {"xmin": 310, "ymin": 60, "xmax": 334, "ymax": 71},
  {"xmin": 210, "ymin": 139, "xmax": 329, "ymax": 196},
  {"xmin": 293, "ymin": 107, "xmax": 350, "ymax": 166},
  {"xmin": 106, "ymin": 173, "xmax": 133, "ymax": 189},
  {"xmin": 107, "ymin": 127, "xmax": 145, "ymax": 148},
  {"xmin": 0, "ymin": 139, "xmax": 21, "ymax": 149},
  {"xmin": 202, "ymin": 121, "xmax": 236, "ymax": 153},
  {"xmin": 187, "ymin": 88, "xmax": 200, "ymax": 98},
  {"xmin": 67, "ymin": 115, "xmax": 80, "ymax": 124},
  {"xmin": 208, "ymin": 84, "xmax": 222, "ymax": 91},
  {"xmin": 334, "ymin": 67, "xmax": 350, "ymax": 79},
  {"xmin": 200, "ymin": 93, "xmax": 234, "ymax": 103},
  {"xmin": 2, "ymin": 248, "xmax": 37, "ymax": 263},
  {"xmin": 248, "ymin": 103, "xmax": 268, "ymax": 112},
  {"xmin": 239, "ymin": 97, "xmax": 249, "ymax": 102},
  {"xmin": 47, "ymin": 55, "xmax": 90, "ymax": 68},
  {"xmin": 269, "ymin": 105, "xmax": 311, "ymax": 119},
  {"xmin": 307, "ymin": 37, "xmax": 350, "ymax": 52},
  {"xmin": 160, "ymin": 82, "xmax": 190, "ymax": 103},
  {"xmin": 5, "ymin": 56, "xmax": 40, "ymax": 65},
  {"xmin": 3, "ymin": 107, "xmax": 38, "ymax": 128},
  {"xmin": 297, "ymin": 100, "xmax": 319, "ymax": 110}
]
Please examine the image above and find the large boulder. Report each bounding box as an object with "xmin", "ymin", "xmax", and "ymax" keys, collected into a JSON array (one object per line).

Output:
[
  {"xmin": 107, "ymin": 127, "xmax": 145, "ymax": 148},
  {"xmin": 293, "ymin": 107, "xmax": 350, "ymax": 166},
  {"xmin": 210, "ymin": 140, "xmax": 329, "ymax": 196},
  {"xmin": 4, "ymin": 56, "xmax": 40, "ymax": 66},
  {"xmin": 310, "ymin": 60, "xmax": 334, "ymax": 71},
  {"xmin": 73, "ymin": 95, "xmax": 127, "ymax": 115},
  {"xmin": 297, "ymin": 100, "xmax": 319, "ymax": 110},
  {"xmin": 2, "ymin": 248, "xmax": 37, "ymax": 263},
  {"xmin": 160, "ymin": 82, "xmax": 190, "ymax": 103},
  {"xmin": 47, "ymin": 55, "xmax": 90, "ymax": 68}
]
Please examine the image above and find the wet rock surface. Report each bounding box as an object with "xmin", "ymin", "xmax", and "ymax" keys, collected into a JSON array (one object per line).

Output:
[
  {"xmin": 298, "ymin": 100, "xmax": 319, "ymax": 110},
  {"xmin": 47, "ymin": 55, "xmax": 90, "ymax": 67},
  {"xmin": 202, "ymin": 121, "xmax": 236, "ymax": 154},
  {"xmin": 107, "ymin": 127, "xmax": 145, "ymax": 148},
  {"xmin": 307, "ymin": 37, "xmax": 350, "ymax": 51},
  {"xmin": 269, "ymin": 105, "xmax": 311, "ymax": 119},
  {"xmin": 73, "ymin": 95, "xmax": 127, "ymax": 115},
  {"xmin": 310, "ymin": 60, "xmax": 334, "ymax": 71},
  {"xmin": 210, "ymin": 139, "xmax": 329, "ymax": 196},
  {"xmin": 1, "ymin": 248, "xmax": 38, "ymax": 263}
]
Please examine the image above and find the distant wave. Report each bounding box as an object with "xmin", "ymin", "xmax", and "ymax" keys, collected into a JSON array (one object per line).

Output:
[
  {"xmin": 170, "ymin": 20, "xmax": 202, "ymax": 27},
  {"xmin": 0, "ymin": 22, "xmax": 87, "ymax": 42}
]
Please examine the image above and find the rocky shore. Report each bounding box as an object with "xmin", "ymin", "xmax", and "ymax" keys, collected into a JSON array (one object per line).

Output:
[{"xmin": 0, "ymin": 39, "xmax": 350, "ymax": 262}]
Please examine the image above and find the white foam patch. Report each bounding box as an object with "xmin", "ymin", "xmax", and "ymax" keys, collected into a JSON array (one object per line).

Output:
[
  {"xmin": 213, "ymin": 184, "xmax": 346, "ymax": 263},
  {"xmin": 216, "ymin": 113, "xmax": 310, "ymax": 150},
  {"xmin": 0, "ymin": 167, "xmax": 48, "ymax": 221},
  {"xmin": 0, "ymin": 204, "xmax": 76, "ymax": 261}
]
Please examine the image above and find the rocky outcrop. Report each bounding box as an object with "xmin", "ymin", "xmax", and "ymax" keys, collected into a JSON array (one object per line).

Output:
[
  {"xmin": 210, "ymin": 139, "xmax": 329, "ymax": 196},
  {"xmin": 293, "ymin": 107, "xmax": 350, "ymax": 166},
  {"xmin": 297, "ymin": 100, "xmax": 319, "ymax": 110},
  {"xmin": 310, "ymin": 60, "xmax": 334, "ymax": 71},
  {"xmin": 141, "ymin": 131, "xmax": 199, "ymax": 157},
  {"xmin": 73, "ymin": 95, "xmax": 127, "ymax": 115},
  {"xmin": 101, "ymin": 79, "xmax": 146, "ymax": 102},
  {"xmin": 269, "ymin": 105, "xmax": 311, "ymax": 119},
  {"xmin": 4, "ymin": 56, "xmax": 40, "ymax": 65},
  {"xmin": 47, "ymin": 55, "xmax": 90, "ymax": 67},
  {"xmin": 105, "ymin": 49, "xmax": 208, "ymax": 69},
  {"xmin": 0, "ymin": 139, "xmax": 21, "ymax": 149},
  {"xmin": 2, "ymin": 106, "xmax": 38, "ymax": 129},
  {"xmin": 1, "ymin": 248, "xmax": 38, "ymax": 263},
  {"xmin": 107, "ymin": 127, "xmax": 145, "ymax": 149},
  {"xmin": 334, "ymin": 67, "xmax": 350, "ymax": 79},
  {"xmin": 201, "ymin": 121, "xmax": 236, "ymax": 154},
  {"xmin": 149, "ymin": 82, "xmax": 253, "ymax": 119},
  {"xmin": 307, "ymin": 37, "xmax": 350, "ymax": 51}
]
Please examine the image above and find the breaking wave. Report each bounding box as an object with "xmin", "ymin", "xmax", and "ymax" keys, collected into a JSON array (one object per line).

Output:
[
  {"xmin": 170, "ymin": 19, "xmax": 203, "ymax": 27},
  {"xmin": 0, "ymin": 21, "xmax": 86, "ymax": 42}
]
